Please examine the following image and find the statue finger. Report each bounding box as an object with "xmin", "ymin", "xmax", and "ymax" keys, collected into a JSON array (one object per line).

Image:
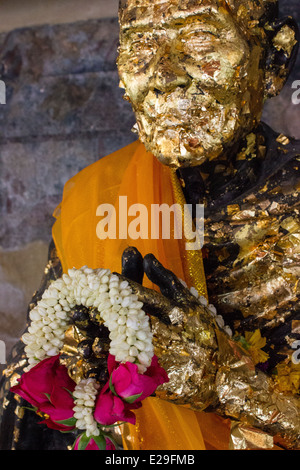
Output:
[
  {"xmin": 121, "ymin": 246, "xmax": 144, "ymax": 285},
  {"xmin": 143, "ymin": 253, "xmax": 198, "ymax": 307}
]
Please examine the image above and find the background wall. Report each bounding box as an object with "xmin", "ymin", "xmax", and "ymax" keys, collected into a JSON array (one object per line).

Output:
[
  {"xmin": 262, "ymin": 0, "xmax": 300, "ymax": 139},
  {"xmin": 0, "ymin": 0, "xmax": 299, "ymax": 360},
  {"xmin": 0, "ymin": 0, "xmax": 119, "ymax": 33}
]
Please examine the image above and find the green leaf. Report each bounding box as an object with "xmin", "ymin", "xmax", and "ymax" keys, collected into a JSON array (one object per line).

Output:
[
  {"xmin": 102, "ymin": 421, "xmax": 126, "ymax": 428},
  {"xmin": 54, "ymin": 416, "xmax": 77, "ymax": 427},
  {"xmin": 77, "ymin": 433, "xmax": 91, "ymax": 451},
  {"xmin": 71, "ymin": 438, "xmax": 77, "ymax": 450},
  {"xmin": 44, "ymin": 393, "xmax": 52, "ymax": 402},
  {"xmin": 21, "ymin": 406, "xmax": 38, "ymax": 413},
  {"xmin": 59, "ymin": 428, "xmax": 76, "ymax": 434},
  {"xmin": 123, "ymin": 392, "xmax": 143, "ymax": 404},
  {"xmin": 62, "ymin": 387, "xmax": 75, "ymax": 400},
  {"xmin": 92, "ymin": 434, "xmax": 107, "ymax": 450},
  {"xmin": 102, "ymin": 432, "xmax": 119, "ymax": 450},
  {"xmin": 109, "ymin": 374, "xmax": 117, "ymax": 396}
]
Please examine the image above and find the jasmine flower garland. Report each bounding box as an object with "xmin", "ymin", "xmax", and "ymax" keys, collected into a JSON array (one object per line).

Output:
[
  {"xmin": 22, "ymin": 266, "xmax": 154, "ymax": 372},
  {"xmin": 14, "ymin": 265, "xmax": 233, "ymax": 451}
]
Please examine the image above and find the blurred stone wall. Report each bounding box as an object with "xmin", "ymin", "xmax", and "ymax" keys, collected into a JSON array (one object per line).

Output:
[
  {"xmin": 0, "ymin": 0, "xmax": 299, "ymax": 359},
  {"xmin": 262, "ymin": 0, "xmax": 300, "ymax": 138}
]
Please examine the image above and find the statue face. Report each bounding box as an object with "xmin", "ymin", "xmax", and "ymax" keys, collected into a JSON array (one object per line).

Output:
[{"xmin": 117, "ymin": 1, "xmax": 268, "ymax": 167}]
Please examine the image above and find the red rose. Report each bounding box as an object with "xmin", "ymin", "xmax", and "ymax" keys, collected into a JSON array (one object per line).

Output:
[
  {"xmin": 11, "ymin": 355, "xmax": 76, "ymax": 431},
  {"xmin": 74, "ymin": 435, "xmax": 116, "ymax": 450},
  {"xmin": 109, "ymin": 355, "xmax": 169, "ymax": 402},
  {"xmin": 94, "ymin": 390, "xmax": 140, "ymax": 426},
  {"xmin": 105, "ymin": 438, "xmax": 116, "ymax": 450}
]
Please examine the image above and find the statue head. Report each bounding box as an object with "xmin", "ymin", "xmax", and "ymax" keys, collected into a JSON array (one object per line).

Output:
[{"xmin": 117, "ymin": 0, "xmax": 299, "ymax": 167}]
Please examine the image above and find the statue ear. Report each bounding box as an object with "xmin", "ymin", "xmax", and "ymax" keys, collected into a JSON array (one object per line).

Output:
[{"xmin": 264, "ymin": 16, "xmax": 299, "ymax": 99}]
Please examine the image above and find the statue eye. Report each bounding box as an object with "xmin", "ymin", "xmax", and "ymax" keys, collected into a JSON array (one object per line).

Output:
[
  {"xmin": 184, "ymin": 32, "xmax": 216, "ymax": 50},
  {"xmin": 132, "ymin": 37, "xmax": 158, "ymax": 52},
  {"xmin": 119, "ymin": 37, "xmax": 159, "ymax": 73}
]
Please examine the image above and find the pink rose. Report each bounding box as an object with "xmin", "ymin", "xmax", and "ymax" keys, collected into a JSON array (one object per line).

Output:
[
  {"xmin": 109, "ymin": 355, "xmax": 169, "ymax": 402},
  {"xmin": 11, "ymin": 355, "xmax": 76, "ymax": 431},
  {"xmin": 74, "ymin": 435, "xmax": 116, "ymax": 451},
  {"xmin": 105, "ymin": 439, "xmax": 116, "ymax": 450},
  {"xmin": 94, "ymin": 390, "xmax": 140, "ymax": 426}
]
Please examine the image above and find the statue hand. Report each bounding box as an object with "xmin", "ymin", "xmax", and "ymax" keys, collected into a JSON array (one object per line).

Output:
[{"xmin": 118, "ymin": 247, "xmax": 221, "ymax": 410}]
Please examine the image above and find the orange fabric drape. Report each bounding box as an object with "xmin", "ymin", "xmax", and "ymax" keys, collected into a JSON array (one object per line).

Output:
[{"xmin": 52, "ymin": 140, "xmax": 231, "ymax": 450}]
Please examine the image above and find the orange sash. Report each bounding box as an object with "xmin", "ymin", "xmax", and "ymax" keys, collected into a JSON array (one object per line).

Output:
[{"xmin": 52, "ymin": 140, "xmax": 231, "ymax": 450}]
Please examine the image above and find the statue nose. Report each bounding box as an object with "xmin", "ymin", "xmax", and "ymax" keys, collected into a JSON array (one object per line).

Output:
[{"xmin": 152, "ymin": 56, "xmax": 191, "ymax": 92}]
